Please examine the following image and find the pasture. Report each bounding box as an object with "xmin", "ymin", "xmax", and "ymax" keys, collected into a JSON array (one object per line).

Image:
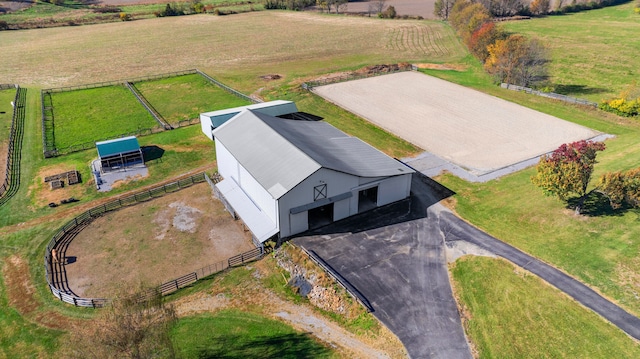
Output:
[
  {"xmin": 503, "ymin": 2, "xmax": 640, "ymax": 101},
  {"xmin": 451, "ymin": 257, "xmax": 640, "ymax": 357},
  {"xmin": 133, "ymin": 73, "xmax": 251, "ymax": 123},
  {"xmin": 49, "ymin": 85, "xmax": 157, "ymax": 149}
]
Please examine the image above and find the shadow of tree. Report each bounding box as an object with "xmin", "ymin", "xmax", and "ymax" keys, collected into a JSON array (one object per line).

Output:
[
  {"xmin": 194, "ymin": 333, "xmax": 333, "ymax": 359},
  {"xmin": 553, "ymin": 84, "xmax": 607, "ymax": 96},
  {"xmin": 567, "ymin": 191, "xmax": 624, "ymax": 217}
]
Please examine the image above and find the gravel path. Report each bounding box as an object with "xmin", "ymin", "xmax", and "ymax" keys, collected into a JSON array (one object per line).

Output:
[{"xmin": 313, "ymin": 72, "xmax": 601, "ymax": 176}]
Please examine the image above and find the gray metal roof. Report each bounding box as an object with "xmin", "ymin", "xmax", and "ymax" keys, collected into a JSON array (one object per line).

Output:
[
  {"xmin": 213, "ymin": 109, "xmax": 413, "ymax": 199},
  {"xmin": 257, "ymin": 112, "xmax": 413, "ymax": 178},
  {"xmin": 213, "ymin": 110, "xmax": 320, "ymax": 199}
]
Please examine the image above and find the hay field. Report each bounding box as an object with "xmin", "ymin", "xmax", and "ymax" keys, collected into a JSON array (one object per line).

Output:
[{"xmin": 0, "ymin": 11, "xmax": 465, "ymax": 88}]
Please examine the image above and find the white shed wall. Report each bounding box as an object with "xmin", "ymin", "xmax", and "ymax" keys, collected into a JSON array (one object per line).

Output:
[{"xmin": 200, "ymin": 115, "xmax": 214, "ymax": 141}]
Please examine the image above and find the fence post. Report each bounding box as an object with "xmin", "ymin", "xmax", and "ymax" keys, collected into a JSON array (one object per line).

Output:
[
  {"xmin": 73, "ymin": 297, "xmax": 77, "ymax": 306},
  {"xmin": 175, "ymin": 280, "xmax": 179, "ymax": 290}
]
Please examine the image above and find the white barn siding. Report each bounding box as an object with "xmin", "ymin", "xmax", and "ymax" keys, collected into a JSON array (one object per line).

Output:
[
  {"xmin": 238, "ymin": 163, "xmax": 278, "ymax": 224},
  {"xmin": 377, "ymin": 174, "xmax": 412, "ymax": 206},
  {"xmin": 278, "ymin": 169, "xmax": 359, "ymax": 237},
  {"xmin": 215, "ymin": 141, "xmax": 239, "ymax": 183}
]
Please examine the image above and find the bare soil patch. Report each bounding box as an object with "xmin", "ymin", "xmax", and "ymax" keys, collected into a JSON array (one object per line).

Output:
[
  {"xmin": 64, "ymin": 182, "xmax": 255, "ymax": 298},
  {"xmin": 0, "ymin": 1, "xmax": 33, "ymax": 13},
  {"xmin": 29, "ymin": 164, "xmax": 87, "ymax": 209},
  {"xmin": 3, "ymin": 255, "xmax": 82, "ymax": 330},
  {"xmin": 414, "ymin": 62, "xmax": 467, "ymax": 71},
  {"xmin": 0, "ymin": 142, "xmax": 8, "ymax": 190}
]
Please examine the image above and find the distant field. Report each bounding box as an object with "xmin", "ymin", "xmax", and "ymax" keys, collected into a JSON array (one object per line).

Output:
[
  {"xmin": 503, "ymin": 3, "xmax": 640, "ymax": 101},
  {"xmin": 451, "ymin": 257, "xmax": 640, "ymax": 358},
  {"xmin": 0, "ymin": 12, "xmax": 466, "ymax": 88},
  {"xmin": 50, "ymin": 86, "xmax": 157, "ymax": 148},
  {"xmin": 134, "ymin": 74, "xmax": 251, "ymax": 123}
]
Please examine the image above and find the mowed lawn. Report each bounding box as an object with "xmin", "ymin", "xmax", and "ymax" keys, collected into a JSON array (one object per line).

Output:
[
  {"xmin": 451, "ymin": 257, "xmax": 640, "ymax": 358},
  {"xmin": 50, "ymin": 86, "xmax": 158, "ymax": 148},
  {"xmin": 503, "ymin": 3, "xmax": 640, "ymax": 101},
  {"xmin": 134, "ymin": 74, "xmax": 251, "ymax": 123},
  {"xmin": 171, "ymin": 311, "xmax": 337, "ymax": 359}
]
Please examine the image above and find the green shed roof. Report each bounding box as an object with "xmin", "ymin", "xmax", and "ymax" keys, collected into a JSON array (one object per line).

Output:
[{"xmin": 96, "ymin": 136, "xmax": 141, "ymax": 158}]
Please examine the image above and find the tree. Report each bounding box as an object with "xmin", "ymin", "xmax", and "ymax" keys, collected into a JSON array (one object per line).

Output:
[
  {"xmin": 529, "ymin": 0, "xmax": 550, "ymax": 15},
  {"xmin": 598, "ymin": 168, "xmax": 640, "ymax": 209},
  {"xmin": 368, "ymin": 0, "xmax": 386, "ymax": 16},
  {"xmin": 63, "ymin": 287, "xmax": 177, "ymax": 359},
  {"xmin": 467, "ymin": 21, "xmax": 504, "ymax": 61},
  {"xmin": 531, "ymin": 140, "xmax": 606, "ymax": 214},
  {"xmin": 484, "ymin": 34, "xmax": 549, "ymax": 87},
  {"xmin": 433, "ymin": 0, "xmax": 455, "ymax": 19}
]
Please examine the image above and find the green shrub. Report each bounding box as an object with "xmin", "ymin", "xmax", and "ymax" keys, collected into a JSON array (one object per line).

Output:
[{"xmin": 599, "ymin": 98, "xmax": 640, "ymax": 117}]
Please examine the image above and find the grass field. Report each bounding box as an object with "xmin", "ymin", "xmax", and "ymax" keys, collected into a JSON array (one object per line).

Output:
[
  {"xmin": 0, "ymin": 89, "xmax": 15, "ymax": 140},
  {"xmin": 451, "ymin": 257, "xmax": 640, "ymax": 358},
  {"xmin": 503, "ymin": 2, "xmax": 640, "ymax": 101},
  {"xmin": 134, "ymin": 74, "xmax": 251, "ymax": 123},
  {"xmin": 50, "ymin": 86, "xmax": 157, "ymax": 148},
  {"xmin": 0, "ymin": 0, "xmax": 264, "ymax": 29},
  {"xmin": 171, "ymin": 310, "xmax": 337, "ymax": 358},
  {"xmin": 0, "ymin": 12, "xmax": 465, "ymax": 88},
  {"xmin": 2, "ymin": 9, "xmax": 639, "ymax": 358}
]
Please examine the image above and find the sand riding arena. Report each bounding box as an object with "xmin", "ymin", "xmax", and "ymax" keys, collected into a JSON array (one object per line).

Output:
[
  {"xmin": 55, "ymin": 180, "xmax": 255, "ymax": 299},
  {"xmin": 312, "ymin": 71, "xmax": 603, "ymax": 178}
]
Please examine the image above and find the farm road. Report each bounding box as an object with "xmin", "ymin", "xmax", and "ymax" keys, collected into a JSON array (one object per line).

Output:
[{"xmin": 295, "ymin": 173, "xmax": 640, "ymax": 357}]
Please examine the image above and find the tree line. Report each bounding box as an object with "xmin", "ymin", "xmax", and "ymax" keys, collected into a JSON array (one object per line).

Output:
[{"xmin": 441, "ymin": 0, "xmax": 549, "ymax": 88}]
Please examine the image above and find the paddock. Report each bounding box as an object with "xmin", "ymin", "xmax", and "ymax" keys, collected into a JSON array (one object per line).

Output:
[{"xmin": 312, "ymin": 71, "xmax": 601, "ymax": 176}]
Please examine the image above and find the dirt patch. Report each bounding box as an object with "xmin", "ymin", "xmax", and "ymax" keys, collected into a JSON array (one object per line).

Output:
[
  {"xmin": 0, "ymin": 142, "xmax": 7, "ymax": 189},
  {"xmin": 0, "ymin": 1, "xmax": 33, "ymax": 13},
  {"xmin": 29, "ymin": 164, "xmax": 87, "ymax": 209},
  {"xmin": 414, "ymin": 63, "xmax": 467, "ymax": 71},
  {"xmin": 64, "ymin": 182, "xmax": 255, "ymax": 298},
  {"xmin": 3, "ymin": 255, "xmax": 81, "ymax": 330},
  {"xmin": 260, "ymin": 74, "xmax": 282, "ymax": 81}
]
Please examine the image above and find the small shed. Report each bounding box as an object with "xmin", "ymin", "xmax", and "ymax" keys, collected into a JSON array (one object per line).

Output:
[{"xmin": 96, "ymin": 136, "xmax": 144, "ymax": 173}]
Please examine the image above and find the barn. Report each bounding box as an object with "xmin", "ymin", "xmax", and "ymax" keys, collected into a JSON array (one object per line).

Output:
[
  {"xmin": 200, "ymin": 100, "xmax": 298, "ymax": 141},
  {"xmin": 95, "ymin": 136, "xmax": 144, "ymax": 173},
  {"xmin": 212, "ymin": 108, "xmax": 414, "ymax": 243}
]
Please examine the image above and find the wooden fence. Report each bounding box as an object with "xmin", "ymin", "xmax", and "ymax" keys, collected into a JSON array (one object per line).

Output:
[
  {"xmin": 302, "ymin": 66, "xmax": 413, "ymax": 90},
  {"xmin": 45, "ymin": 172, "xmax": 264, "ymax": 308},
  {"xmin": 501, "ymin": 83, "xmax": 598, "ymax": 107},
  {"xmin": 0, "ymin": 85, "xmax": 24, "ymax": 206},
  {"xmin": 41, "ymin": 69, "xmax": 253, "ymax": 158}
]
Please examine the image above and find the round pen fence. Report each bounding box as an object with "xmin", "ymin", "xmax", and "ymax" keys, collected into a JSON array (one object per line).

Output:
[{"xmin": 44, "ymin": 172, "xmax": 264, "ymax": 308}]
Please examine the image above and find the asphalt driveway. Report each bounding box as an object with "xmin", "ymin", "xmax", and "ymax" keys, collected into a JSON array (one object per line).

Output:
[
  {"xmin": 294, "ymin": 175, "xmax": 473, "ymax": 359},
  {"xmin": 293, "ymin": 173, "xmax": 640, "ymax": 357}
]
